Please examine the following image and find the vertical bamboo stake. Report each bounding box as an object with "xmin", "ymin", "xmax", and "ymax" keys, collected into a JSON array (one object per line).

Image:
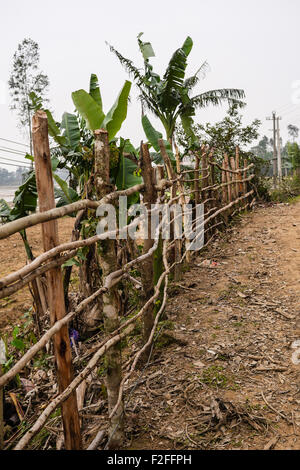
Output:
[
  {"xmin": 0, "ymin": 339, "xmax": 5, "ymax": 450},
  {"xmin": 243, "ymin": 158, "xmax": 248, "ymax": 195},
  {"xmin": 158, "ymin": 139, "xmax": 181, "ymax": 280},
  {"xmin": 201, "ymin": 148, "xmax": 209, "ymax": 243},
  {"xmin": 174, "ymin": 141, "xmax": 184, "ymax": 277},
  {"xmin": 236, "ymin": 146, "xmax": 243, "ymax": 195},
  {"xmin": 224, "ymin": 154, "xmax": 232, "ymax": 203},
  {"xmin": 153, "ymin": 165, "xmax": 165, "ymax": 313},
  {"xmin": 221, "ymin": 159, "xmax": 229, "ymax": 225},
  {"xmin": 32, "ymin": 111, "xmax": 81, "ymax": 450},
  {"xmin": 209, "ymin": 151, "xmax": 215, "ymax": 185},
  {"xmin": 140, "ymin": 143, "xmax": 157, "ymax": 358},
  {"xmin": 230, "ymin": 156, "xmax": 237, "ymax": 200},
  {"xmin": 194, "ymin": 152, "xmax": 200, "ymax": 206},
  {"xmin": 222, "ymin": 159, "xmax": 227, "ymax": 204},
  {"xmin": 94, "ymin": 129, "xmax": 123, "ymax": 449}
]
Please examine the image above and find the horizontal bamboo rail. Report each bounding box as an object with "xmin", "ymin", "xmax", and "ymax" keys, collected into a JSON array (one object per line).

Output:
[{"xmin": 0, "ymin": 115, "xmax": 256, "ymax": 450}]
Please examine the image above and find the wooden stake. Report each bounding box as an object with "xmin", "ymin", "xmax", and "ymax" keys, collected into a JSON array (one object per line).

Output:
[
  {"xmin": 243, "ymin": 158, "xmax": 248, "ymax": 195},
  {"xmin": 194, "ymin": 152, "xmax": 200, "ymax": 206},
  {"xmin": 94, "ymin": 129, "xmax": 123, "ymax": 449},
  {"xmin": 230, "ymin": 156, "xmax": 237, "ymax": 200},
  {"xmin": 236, "ymin": 146, "xmax": 243, "ymax": 195},
  {"xmin": 201, "ymin": 149, "xmax": 209, "ymax": 242},
  {"xmin": 0, "ymin": 338, "xmax": 5, "ymax": 450},
  {"xmin": 224, "ymin": 154, "xmax": 232, "ymax": 203},
  {"xmin": 140, "ymin": 143, "xmax": 157, "ymax": 356},
  {"xmin": 158, "ymin": 139, "xmax": 181, "ymax": 279},
  {"xmin": 32, "ymin": 111, "xmax": 81, "ymax": 450}
]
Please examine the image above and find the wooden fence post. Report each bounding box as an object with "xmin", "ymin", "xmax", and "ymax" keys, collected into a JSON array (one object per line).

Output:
[
  {"xmin": 139, "ymin": 143, "xmax": 157, "ymax": 359},
  {"xmin": 230, "ymin": 156, "xmax": 237, "ymax": 201},
  {"xmin": 0, "ymin": 338, "xmax": 5, "ymax": 450},
  {"xmin": 158, "ymin": 139, "xmax": 181, "ymax": 280},
  {"xmin": 243, "ymin": 158, "xmax": 248, "ymax": 195},
  {"xmin": 236, "ymin": 147, "xmax": 243, "ymax": 195},
  {"xmin": 32, "ymin": 111, "xmax": 82, "ymax": 450},
  {"xmin": 94, "ymin": 129, "xmax": 123, "ymax": 449},
  {"xmin": 224, "ymin": 154, "xmax": 232, "ymax": 204},
  {"xmin": 201, "ymin": 148, "xmax": 209, "ymax": 243},
  {"xmin": 221, "ymin": 158, "xmax": 229, "ymax": 225},
  {"xmin": 194, "ymin": 152, "xmax": 200, "ymax": 207}
]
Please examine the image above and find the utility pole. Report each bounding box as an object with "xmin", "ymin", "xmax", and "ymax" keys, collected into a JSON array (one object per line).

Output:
[
  {"xmin": 276, "ymin": 116, "xmax": 282, "ymax": 180},
  {"xmin": 266, "ymin": 111, "xmax": 278, "ymax": 185}
]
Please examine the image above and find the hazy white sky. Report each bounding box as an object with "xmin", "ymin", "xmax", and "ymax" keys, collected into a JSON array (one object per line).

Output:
[{"xmin": 1, "ymin": 0, "xmax": 300, "ymax": 170}]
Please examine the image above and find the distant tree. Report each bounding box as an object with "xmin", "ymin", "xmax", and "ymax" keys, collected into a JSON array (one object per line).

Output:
[
  {"xmin": 251, "ymin": 135, "xmax": 273, "ymax": 161},
  {"xmin": 176, "ymin": 103, "xmax": 261, "ymax": 161},
  {"xmin": 287, "ymin": 124, "xmax": 299, "ymax": 142},
  {"xmin": 8, "ymin": 38, "xmax": 49, "ymax": 154},
  {"xmin": 286, "ymin": 141, "xmax": 300, "ymax": 175}
]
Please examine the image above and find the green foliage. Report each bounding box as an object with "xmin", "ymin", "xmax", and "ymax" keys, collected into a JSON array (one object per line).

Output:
[
  {"xmin": 269, "ymin": 175, "xmax": 300, "ymax": 202},
  {"xmin": 286, "ymin": 141, "xmax": 300, "ymax": 170},
  {"xmin": 8, "ymin": 38, "xmax": 49, "ymax": 140},
  {"xmin": 177, "ymin": 103, "xmax": 261, "ymax": 160},
  {"xmin": 109, "ymin": 34, "xmax": 245, "ymax": 142},
  {"xmin": 201, "ymin": 365, "xmax": 228, "ymax": 389},
  {"xmin": 72, "ymin": 76, "xmax": 131, "ymax": 140},
  {"xmin": 71, "ymin": 89, "xmax": 105, "ymax": 132}
]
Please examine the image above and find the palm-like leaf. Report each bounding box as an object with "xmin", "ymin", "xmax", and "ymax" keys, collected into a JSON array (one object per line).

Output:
[
  {"xmin": 184, "ymin": 61, "xmax": 210, "ymax": 91},
  {"xmin": 108, "ymin": 34, "xmax": 246, "ymax": 143},
  {"xmin": 107, "ymin": 42, "xmax": 146, "ymax": 89},
  {"xmin": 190, "ymin": 88, "xmax": 246, "ymax": 109}
]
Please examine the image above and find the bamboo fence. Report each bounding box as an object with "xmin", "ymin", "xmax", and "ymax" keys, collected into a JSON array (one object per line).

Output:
[{"xmin": 0, "ymin": 111, "xmax": 255, "ymax": 450}]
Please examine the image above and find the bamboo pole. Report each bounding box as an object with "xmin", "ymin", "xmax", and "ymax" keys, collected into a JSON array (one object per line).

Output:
[
  {"xmin": 243, "ymin": 158, "xmax": 248, "ymax": 195},
  {"xmin": 0, "ymin": 339, "xmax": 5, "ymax": 450},
  {"xmin": 94, "ymin": 129, "xmax": 123, "ymax": 449},
  {"xmin": 139, "ymin": 143, "xmax": 157, "ymax": 359},
  {"xmin": 224, "ymin": 154, "xmax": 232, "ymax": 203},
  {"xmin": 194, "ymin": 152, "xmax": 200, "ymax": 206},
  {"xmin": 230, "ymin": 156, "xmax": 237, "ymax": 200},
  {"xmin": 236, "ymin": 146, "xmax": 243, "ymax": 195},
  {"xmin": 32, "ymin": 111, "xmax": 81, "ymax": 450},
  {"xmin": 221, "ymin": 159, "xmax": 227, "ymax": 204},
  {"xmin": 158, "ymin": 139, "xmax": 181, "ymax": 280},
  {"xmin": 201, "ymin": 149, "xmax": 209, "ymax": 243}
]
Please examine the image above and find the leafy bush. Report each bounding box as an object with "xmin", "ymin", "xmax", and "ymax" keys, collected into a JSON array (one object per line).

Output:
[{"xmin": 269, "ymin": 175, "xmax": 300, "ymax": 202}]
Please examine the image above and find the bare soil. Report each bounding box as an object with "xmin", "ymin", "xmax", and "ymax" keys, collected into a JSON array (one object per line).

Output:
[
  {"xmin": 124, "ymin": 201, "xmax": 300, "ymax": 450},
  {"xmin": 2, "ymin": 203, "xmax": 300, "ymax": 450},
  {"xmin": 0, "ymin": 217, "xmax": 75, "ymax": 332}
]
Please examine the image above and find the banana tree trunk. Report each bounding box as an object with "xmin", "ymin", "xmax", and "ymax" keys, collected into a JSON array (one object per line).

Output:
[{"xmin": 94, "ymin": 129, "xmax": 123, "ymax": 449}]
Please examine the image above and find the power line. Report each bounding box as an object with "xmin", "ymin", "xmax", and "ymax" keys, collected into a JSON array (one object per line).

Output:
[
  {"xmin": 0, "ymin": 146, "xmax": 27, "ymax": 156},
  {"xmin": 0, "ymin": 137, "xmax": 29, "ymax": 148},
  {"xmin": 0, "ymin": 155, "xmax": 31, "ymax": 166},
  {"xmin": 0, "ymin": 161, "xmax": 30, "ymax": 169},
  {"xmin": 0, "ymin": 147, "xmax": 24, "ymax": 157}
]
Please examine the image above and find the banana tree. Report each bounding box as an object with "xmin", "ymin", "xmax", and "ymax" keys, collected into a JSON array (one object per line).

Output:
[{"xmin": 108, "ymin": 34, "xmax": 246, "ymax": 146}]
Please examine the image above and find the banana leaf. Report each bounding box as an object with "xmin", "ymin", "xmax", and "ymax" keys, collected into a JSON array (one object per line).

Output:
[
  {"xmin": 61, "ymin": 112, "xmax": 80, "ymax": 150},
  {"xmin": 101, "ymin": 81, "xmax": 132, "ymax": 140},
  {"xmin": 71, "ymin": 89, "xmax": 105, "ymax": 131}
]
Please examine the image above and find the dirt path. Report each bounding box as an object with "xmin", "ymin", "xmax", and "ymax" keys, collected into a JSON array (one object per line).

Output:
[{"xmin": 126, "ymin": 201, "xmax": 300, "ymax": 450}]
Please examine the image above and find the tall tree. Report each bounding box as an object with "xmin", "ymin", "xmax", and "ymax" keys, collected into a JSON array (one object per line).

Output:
[
  {"xmin": 8, "ymin": 38, "xmax": 49, "ymax": 155},
  {"xmin": 177, "ymin": 103, "xmax": 261, "ymax": 160},
  {"xmin": 108, "ymin": 34, "xmax": 245, "ymax": 146},
  {"xmin": 287, "ymin": 124, "xmax": 299, "ymax": 142}
]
